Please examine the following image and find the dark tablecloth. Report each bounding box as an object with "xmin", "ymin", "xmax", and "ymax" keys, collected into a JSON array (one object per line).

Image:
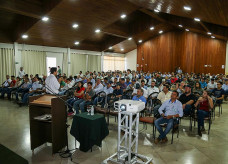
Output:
[{"xmin": 70, "ymin": 113, "xmax": 109, "ymax": 152}]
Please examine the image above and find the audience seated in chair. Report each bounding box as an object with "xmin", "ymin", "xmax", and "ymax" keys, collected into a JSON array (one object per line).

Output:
[
  {"xmin": 132, "ymin": 88, "xmax": 147, "ymax": 104},
  {"xmin": 154, "ymin": 91, "xmax": 183, "ymax": 144},
  {"xmin": 212, "ymin": 81, "xmax": 224, "ymax": 105},
  {"xmin": 194, "ymin": 90, "xmax": 213, "ymax": 136},
  {"xmin": 67, "ymin": 81, "xmax": 85, "ymax": 116},
  {"xmin": 179, "ymin": 85, "xmax": 196, "ymax": 116},
  {"xmin": 1, "ymin": 75, "xmax": 16, "ymax": 99}
]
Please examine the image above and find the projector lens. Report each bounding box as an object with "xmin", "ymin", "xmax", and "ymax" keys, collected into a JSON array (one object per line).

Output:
[{"xmin": 120, "ymin": 104, "xmax": 126, "ymax": 111}]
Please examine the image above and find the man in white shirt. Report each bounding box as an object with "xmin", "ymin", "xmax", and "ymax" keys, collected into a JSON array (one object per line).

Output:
[
  {"xmin": 207, "ymin": 78, "xmax": 217, "ymax": 92},
  {"xmin": 18, "ymin": 67, "xmax": 25, "ymax": 78},
  {"xmin": 93, "ymin": 78, "xmax": 104, "ymax": 94},
  {"xmin": 1, "ymin": 75, "xmax": 12, "ymax": 88},
  {"xmin": 154, "ymin": 85, "xmax": 172, "ymax": 118},
  {"xmin": 45, "ymin": 67, "xmax": 60, "ymax": 94},
  {"xmin": 147, "ymin": 81, "xmax": 159, "ymax": 97}
]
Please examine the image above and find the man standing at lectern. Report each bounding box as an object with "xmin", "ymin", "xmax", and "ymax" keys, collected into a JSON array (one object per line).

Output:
[{"xmin": 45, "ymin": 67, "xmax": 60, "ymax": 94}]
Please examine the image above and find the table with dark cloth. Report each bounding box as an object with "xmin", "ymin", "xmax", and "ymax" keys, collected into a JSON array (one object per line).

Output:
[{"xmin": 70, "ymin": 112, "xmax": 109, "ymax": 152}]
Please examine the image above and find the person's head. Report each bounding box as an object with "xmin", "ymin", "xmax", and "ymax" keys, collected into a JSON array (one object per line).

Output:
[
  {"xmin": 78, "ymin": 81, "xmax": 83, "ymax": 88},
  {"xmin": 137, "ymin": 89, "xmax": 144, "ymax": 97},
  {"xmin": 33, "ymin": 77, "xmax": 38, "ymax": 82},
  {"xmin": 202, "ymin": 90, "xmax": 210, "ymax": 99},
  {"xmin": 107, "ymin": 81, "xmax": 113, "ymax": 88},
  {"xmin": 6, "ymin": 75, "xmax": 10, "ymax": 79},
  {"xmin": 66, "ymin": 78, "xmax": 71, "ymax": 84},
  {"xmin": 50, "ymin": 67, "xmax": 57, "ymax": 76},
  {"xmin": 217, "ymin": 81, "xmax": 223, "ymax": 89},
  {"xmin": 16, "ymin": 77, "xmax": 20, "ymax": 81},
  {"xmin": 211, "ymin": 79, "xmax": 215, "ymax": 84},
  {"xmin": 114, "ymin": 78, "xmax": 117, "ymax": 83},
  {"xmin": 225, "ymin": 79, "xmax": 228, "ymax": 85},
  {"xmin": 195, "ymin": 82, "xmax": 201, "ymax": 89},
  {"xmin": 185, "ymin": 85, "xmax": 192, "ymax": 94},
  {"xmin": 87, "ymin": 82, "xmax": 93, "ymax": 89},
  {"xmin": 201, "ymin": 78, "xmax": 205, "ymax": 82},
  {"xmin": 163, "ymin": 84, "xmax": 170, "ymax": 93},
  {"xmin": 11, "ymin": 76, "xmax": 15, "ymax": 80},
  {"xmin": 58, "ymin": 66, "xmax": 60, "ymax": 68},
  {"xmin": 104, "ymin": 77, "xmax": 108, "ymax": 83},
  {"xmin": 141, "ymin": 80, "xmax": 145, "ymax": 86},
  {"xmin": 96, "ymin": 78, "xmax": 101, "ymax": 84},
  {"xmin": 79, "ymin": 71, "xmax": 82, "ymax": 74},
  {"xmin": 24, "ymin": 78, "xmax": 29, "ymax": 83},
  {"xmin": 171, "ymin": 90, "xmax": 179, "ymax": 100},
  {"xmin": 116, "ymin": 83, "xmax": 121, "ymax": 90},
  {"xmin": 20, "ymin": 67, "xmax": 23, "ymax": 71},
  {"xmin": 126, "ymin": 77, "xmax": 130, "ymax": 82},
  {"xmin": 151, "ymin": 81, "xmax": 156, "ymax": 87},
  {"xmin": 132, "ymin": 79, "xmax": 136, "ymax": 84},
  {"xmin": 120, "ymin": 78, "xmax": 125, "ymax": 84},
  {"xmin": 58, "ymin": 76, "xmax": 63, "ymax": 81}
]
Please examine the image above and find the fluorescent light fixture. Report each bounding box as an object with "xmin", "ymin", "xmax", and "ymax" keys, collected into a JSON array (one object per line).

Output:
[
  {"xmin": 178, "ymin": 24, "xmax": 183, "ymax": 28},
  {"xmin": 42, "ymin": 16, "xmax": 49, "ymax": 22},
  {"xmin": 74, "ymin": 41, "xmax": 79, "ymax": 45},
  {"xmin": 184, "ymin": 6, "xmax": 191, "ymax": 11},
  {"xmin": 121, "ymin": 48, "xmax": 124, "ymax": 51},
  {"xmin": 154, "ymin": 9, "xmax": 160, "ymax": 13},
  {"xmin": 95, "ymin": 29, "xmax": 101, "ymax": 33},
  {"xmin": 138, "ymin": 40, "xmax": 142, "ymax": 43},
  {"xmin": 211, "ymin": 36, "xmax": 215, "ymax": 39},
  {"xmin": 159, "ymin": 30, "xmax": 163, "ymax": 34},
  {"xmin": 128, "ymin": 37, "xmax": 132, "ymax": 40},
  {"xmin": 194, "ymin": 18, "xmax": 200, "ymax": 22},
  {"xmin": 121, "ymin": 14, "xmax": 126, "ymax": 19},
  {"xmin": 150, "ymin": 26, "xmax": 154, "ymax": 30},
  {"xmin": 72, "ymin": 23, "xmax": 79, "ymax": 28},
  {"xmin": 109, "ymin": 47, "xmax": 112, "ymax": 50},
  {"xmin": 22, "ymin": 34, "xmax": 28, "ymax": 39},
  {"xmin": 185, "ymin": 29, "xmax": 189, "ymax": 31},
  {"xmin": 207, "ymin": 32, "xmax": 212, "ymax": 35}
]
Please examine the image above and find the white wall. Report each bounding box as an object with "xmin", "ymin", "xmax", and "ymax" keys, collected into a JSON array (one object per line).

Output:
[
  {"xmin": 0, "ymin": 42, "xmax": 125, "ymax": 75},
  {"xmin": 125, "ymin": 49, "xmax": 137, "ymax": 71}
]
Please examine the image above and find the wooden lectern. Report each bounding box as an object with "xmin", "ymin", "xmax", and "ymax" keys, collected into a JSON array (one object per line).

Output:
[{"xmin": 29, "ymin": 94, "xmax": 67, "ymax": 154}]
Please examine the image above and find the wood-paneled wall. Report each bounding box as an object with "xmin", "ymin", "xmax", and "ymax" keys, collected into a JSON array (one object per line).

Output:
[{"xmin": 137, "ymin": 31, "xmax": 227, "ymax": 74}]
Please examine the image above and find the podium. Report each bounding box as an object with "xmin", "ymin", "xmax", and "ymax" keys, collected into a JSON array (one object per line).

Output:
[{"xmin": 29, "ymin": 94, "xmax": 67, "ymax": 154}]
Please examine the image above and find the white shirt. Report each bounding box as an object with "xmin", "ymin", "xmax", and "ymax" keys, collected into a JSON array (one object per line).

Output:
[
  {"xmin": 147, "ymin": 86, "xmax": 159, "ymax": 96},
  {"xmin": 157, "ymin": 91, "xmax": 172, "ymax": 103},
  {"xmin": 45, "ymin": 74, "xmax": 60, "ymax": 94},
  {"xmin": 18, "ymin": 70, "xmax": 25, "ymax": 78},
  {"xmin": 3, "ymin": 79, "xmax": 12, "ymax": 87},
  {"xmin": 207, "ymin": 82, "xmax": 217, "ymax": 90},
  {"xmin": 93, "ymin": 83, "xmax": 104, "ymax": 94},
  {"xmin": 30, "ymin": 81, "xmax": 42, "ymax": 91}
]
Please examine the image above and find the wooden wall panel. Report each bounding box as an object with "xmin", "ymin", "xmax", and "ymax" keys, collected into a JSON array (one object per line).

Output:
[{"xmin": 137, "ymin": 31, "xmax": 226, "ymax": 74}]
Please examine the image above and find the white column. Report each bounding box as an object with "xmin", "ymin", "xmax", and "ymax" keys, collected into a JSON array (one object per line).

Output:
[
  {"xmin": 225, "ymin": 41, "xmax": 228, "ymax": 75},
  {"xmin": 101, "ymin": 51, "xmax": 104, "ymax": 72},
  {"xmin": 86, "ymin": 55, "xmax": 88, "ymax": 71},
  {"xmin": 14, "ymin": 42, "xmax": 21, "ymax": 76},
  {"xmin": 67, "ymin": 48, "xmax": 71, "ymax": 76}
]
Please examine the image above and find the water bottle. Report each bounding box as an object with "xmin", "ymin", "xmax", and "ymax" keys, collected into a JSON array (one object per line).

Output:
[{"xmin": 91, "ymin": 106, "xmax": 94, "ymax": 116}]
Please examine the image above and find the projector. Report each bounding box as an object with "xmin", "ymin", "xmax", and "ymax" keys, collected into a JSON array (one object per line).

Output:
[{"xmin": 114, "ymin": 99, "xmax": 145, "ymax": 113}]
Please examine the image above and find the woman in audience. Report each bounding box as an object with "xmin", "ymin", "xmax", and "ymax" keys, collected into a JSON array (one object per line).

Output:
[
  {"xmin": 193, "ymin": 82, "xmax": 203, "ymax": 97},
  {"xmin": 194, "ymin": 90, "xmax": 213, "ymax": 136},
  {"xmin": 67, "ymin": 81, "xmax": 85, "ymax": 116}
]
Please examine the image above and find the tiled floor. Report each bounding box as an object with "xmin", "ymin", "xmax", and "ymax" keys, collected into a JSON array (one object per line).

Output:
[{"xmin": 1, "ymin": 99, "xmax": 228, "ymax": 164}]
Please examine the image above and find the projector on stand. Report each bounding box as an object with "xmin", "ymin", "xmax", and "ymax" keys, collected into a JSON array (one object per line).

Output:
[
  {"xmin": 102, "ymin": 99, "xmax": 152, "ymax": 164},
  {"xmin": 114, "ymin": 100, "xmax": 145, "ymax": 113}
]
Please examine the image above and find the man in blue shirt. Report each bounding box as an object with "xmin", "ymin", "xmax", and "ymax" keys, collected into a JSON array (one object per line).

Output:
[
  {"xmin": 132, "ymin": 89, "xmax": 146, "ymax": 104},
  {"xmin": 154, "ymin": 91, "xmax": 183, "ymax": 144},
  {"xmin": 200, "ymin": 78, "xmax": 207, "ymax": 89}
]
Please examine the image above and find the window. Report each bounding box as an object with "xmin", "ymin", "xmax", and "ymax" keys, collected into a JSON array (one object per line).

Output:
[
  {"xmin": 46, "ymin": 57, "xmax": 56, "ymax": 75},
  {"xmin": 103, "ymin": 56, "xmax": 125, "ymax": 72}
]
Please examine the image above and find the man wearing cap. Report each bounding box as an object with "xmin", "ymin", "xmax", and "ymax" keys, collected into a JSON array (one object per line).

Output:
[
  {"xmin": 126, "ymin": 79, "xmax": 137, "ymax": 90},
  {"xmin": 179, "ymin": 85, "xmax": 196, "ymax": 115}
]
